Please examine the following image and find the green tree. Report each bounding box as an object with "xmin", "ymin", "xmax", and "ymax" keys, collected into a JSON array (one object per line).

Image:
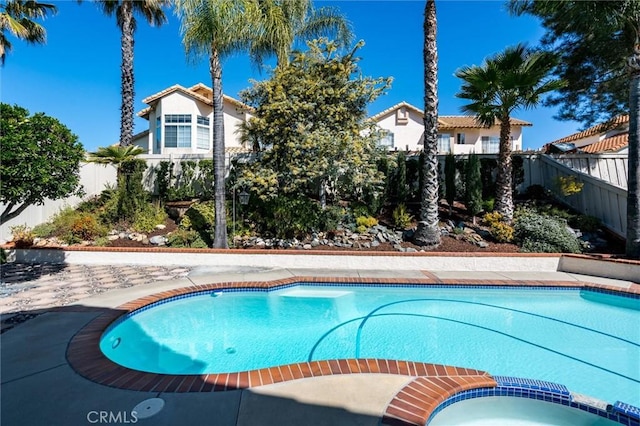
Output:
[
  {"xmin": 444, "ymin": 152, "xmax": 456, "ymax": 214},
  {"xmin": 238, "ymin": 39, "xmax": 390, "ymax": 208},
  {"xmin": 1, "ymin": 103, "xmax": 85, "ymax": 223},
  {"xmin": 414, "ymin": 0, "xmax": 441, "ymax": 247},
  {"xmin": 455, "ymin": 44, "xmax": 564, "ymax": 222},
  {"xmin": 396, "ymin": 151, "xmax": 408, "ymax": 204},
  {"xmin": 95, "ymin": 0, "xmax": 168, "ymax": 147},
  {"xmin": 249, "ymin": 0, "xmax": 352, "ymax": 67},
  {"xmin": 0, "ymin": 0, "xmax": 57, "ymax": 64},
  {"xmin": 509, "ymin": 0, "xmax": 640, "ymax": 259},
  {"xmin": 465, "ymin": 153, "xmax": 483, "ymax": 223}
]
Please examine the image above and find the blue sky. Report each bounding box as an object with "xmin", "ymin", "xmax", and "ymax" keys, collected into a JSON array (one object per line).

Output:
[{"xmin": 2, "ymin": 0, "xmax": 584, "ymax": 152}]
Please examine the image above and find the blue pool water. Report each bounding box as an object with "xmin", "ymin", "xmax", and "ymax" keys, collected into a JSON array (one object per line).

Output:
[{"xmin": 100, "ymin": 285, "xmax": 640, "ymax": 406}]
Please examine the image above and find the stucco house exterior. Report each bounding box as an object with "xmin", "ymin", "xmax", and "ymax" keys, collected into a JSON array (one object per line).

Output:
[
  {"xmin": 132, "ymin": 83, "xmax": 254, "ymax": 155},
  {"xmin": 370, "ymin": 101, "xmax": 531, "ymax": 154},
  {"xmin": 544, "ymin": 115, "xmax": 629, "ymax": 154}
]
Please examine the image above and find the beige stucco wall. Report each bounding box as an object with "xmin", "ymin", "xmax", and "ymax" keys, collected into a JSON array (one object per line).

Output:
[
  {"xmin": 374, "ymin": 108, "xmax": 425, "ymax": 151},
  {"xmin": 141, "ymin": 92, "xmax": 250, "ymax": 155}
]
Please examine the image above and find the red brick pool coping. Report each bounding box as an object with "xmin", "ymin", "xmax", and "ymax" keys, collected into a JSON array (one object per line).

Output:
[{"xmin": 66, "ymin": 276, "xmax": 640, "ymax": 425}]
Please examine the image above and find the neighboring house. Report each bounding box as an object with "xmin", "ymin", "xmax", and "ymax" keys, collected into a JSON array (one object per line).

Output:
[
  {"xmin": 133, "ymin": 83, "xmax": 254, "ymax": 155},
  {"xmin": 544, "ymin": 115, "xmax": 629, "ymax": 154},
  {"xmin": 370, "ymin": 101, "xmax": 531, "ymax": 154}
]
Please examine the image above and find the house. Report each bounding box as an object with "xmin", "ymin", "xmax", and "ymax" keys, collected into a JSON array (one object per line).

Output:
[
  {"xmin": 544, "ymin": 115, "xmax": 629, "ymax": 154},
  {"xmin": 370, "ymin": 101, "xmax": 531, "ymax": 154},
  {"xmin": 133, "ymin": 83, "xmax": 254, "ymax": 155}
]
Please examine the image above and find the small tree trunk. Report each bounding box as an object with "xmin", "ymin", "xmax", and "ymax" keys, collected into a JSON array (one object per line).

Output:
[{"xmin": 211, "ymin": 47, "xmax": 228, "ymax": 249}]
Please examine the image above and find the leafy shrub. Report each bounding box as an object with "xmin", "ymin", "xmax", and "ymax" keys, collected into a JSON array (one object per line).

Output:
[
  {"xmin": 167, "ymin": 229, "xmax": 208, "ymax": 248},
  {"xmin": 514, "ymin": 211, "xmax": 582, "ymax": 253},
  {"xmin": 132, "ymin": 203, "xmax": 168, "ymax": 233},
  {"xmin": 39, "ymin": 207, "xmax": 107, "ymax": 244},
  {"xmin": 70, "ymin": 213, "xmax": 107, "ymax": 241},
  {"xmin": 257, "ymin": 196, "xmax": 322, "ymax": 239},
  {"xmin": 355, "ymin": 215, "xmax": 378, "ymax": 234},
  {"xmin": 10, "ymin": 225, "xmax": 34, "ymax": 248},
  {"xmin": 555, "ymin": 175, "xmax": 583, "ymax": 196},
  {"xmin": 180, "ymin": 201, "xmax": 215, "ymax": 246},
  {"xmin": 356, "ymin": 216, "xmax": 378, "ymax": 228},
  {"xmin": 464, "ymin": 154, "xmax": 483, "ymax": 217},
  {"xmin": 319, "ymin": 205, "xmax": 345, "ymax": 231},
  {"xmin": 482, "ymin": 212, "xmax": 514, "ymax": 243},
  {"xmin": 117, "ymin": 159, "xmax": 148, "ymax": 221},
  {"xmin": 572, "ymin": 214, "xmax": 601, "ymax": 233},
  {"xmin": 392, "ymin": 204, "xmax": 413, "ymax": 229},
  {"xmin": 156, "ymin": 161, "xmax": 172, "ymax": 201},
  {"xmin": 482, "ymin": 198, "xmax": 495, "ymax": 212},
  {"xmin": 32, "ymin": 222, "xmax": 57, "ymax": 238}
]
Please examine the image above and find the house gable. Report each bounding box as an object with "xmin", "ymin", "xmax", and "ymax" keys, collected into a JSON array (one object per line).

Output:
[{"xmin": 135, "ymin": 83, "xmax": 253, "ymax": 155}]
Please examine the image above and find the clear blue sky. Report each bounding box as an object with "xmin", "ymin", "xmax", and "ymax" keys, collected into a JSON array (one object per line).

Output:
[{"xmin": 2, "ymin": 0, "xmax": 584, "ymax": 152}]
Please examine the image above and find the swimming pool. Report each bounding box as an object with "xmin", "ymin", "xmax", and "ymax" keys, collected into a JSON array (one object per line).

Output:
[{"xmin": 100, "ymin": 284, "xmax": 640, "ymax": 407}]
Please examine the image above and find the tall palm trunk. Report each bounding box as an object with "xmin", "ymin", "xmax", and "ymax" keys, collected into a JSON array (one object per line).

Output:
[
  {"xmin": 211, "ymin": 46, "xmax": 228, "ymax": 248},
  {"xmin": 627, "ymin": 43, "xmax": 640, "ymax": 259},
  {"xmin": 495, "ymin": 116, "xmax": 513, "ymax": 221},
  {"xmin": 119, "ymin": 0, "xmax": 134, "ymax": 147},
  {"xmin": 414, "ymin": 0, "xmax": 440, "ymax": 247}
]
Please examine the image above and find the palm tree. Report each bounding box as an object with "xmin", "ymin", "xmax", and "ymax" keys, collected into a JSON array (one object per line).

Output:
[
  {"xmin": 95, "ymin": 0, "xmax": 168, "ymax": 147},
  {"xmin": 0, "ymin": 0, "xmax": 57, "ymax": 65},
  {"xmin": 414, "ymin": 0, "xmax": 441, "ymax": 247},
  {"xmin": 175, "ymin": 0, "xmax": 351, "ymax": 248},
  {"xmin": 455, "ymin": 44, "xmax": 564, "ymax": 222},
  {"xmin": 87, "ymin": 144, "xmax": 145, "ymax": 180},
  {"xmin": 174, "ymin": 0, "xmax": 260, "ymax": 248},
  {"xmin": 249, "ymin": 0, "xmax": 352, "ymax": 67}
]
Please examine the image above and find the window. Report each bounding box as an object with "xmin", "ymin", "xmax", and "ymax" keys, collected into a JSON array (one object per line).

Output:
[
  {"xmin": 481, "ymin": 136, "xmax": 499, "ymax": 153},
  {"xmin": 155, "ymin": 117, "xmax": 161, "ymax": 151},
  {"xmin": 456, "ymin": 133, "xmax": 465, "ymax": 144},
  {"xmin": 378, "ymin": 130, "xmax": 394, "ymax": 148},
  {"xmin": 437, "ymin": 133, "xmax": 451, "ymax": 153},
  {"xmin": 196, "ymin": 115, "xmax": 210, "ymax": 149},
  {"xmin": 164, "ymin": 114, "xmax": 191, "ymax": 148}
]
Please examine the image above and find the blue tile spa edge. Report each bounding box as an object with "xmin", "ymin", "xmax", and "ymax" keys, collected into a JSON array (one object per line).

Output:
[{"xmin": 426, "ymin": 376, "xmax": 640, "ymax": 426}]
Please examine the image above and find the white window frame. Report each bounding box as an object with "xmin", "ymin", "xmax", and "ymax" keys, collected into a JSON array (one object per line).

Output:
[
  {"xmin": 164, "ymin": 114, "xmax": 192, "ymax": 148},
  {"xmin": 196, "ymin": 115, "xmax": 210, "ymax": 150}
]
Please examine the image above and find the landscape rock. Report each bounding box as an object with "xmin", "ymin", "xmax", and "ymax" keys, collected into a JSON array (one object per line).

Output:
[{"xmin": 149, "ymin": 235, "xmax": 167, "ymax": 246}]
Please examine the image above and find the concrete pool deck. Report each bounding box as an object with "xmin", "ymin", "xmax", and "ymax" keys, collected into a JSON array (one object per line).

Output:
[{"xmin": 1, "ymin": 259, "xmax": 639, "ymax": 426}]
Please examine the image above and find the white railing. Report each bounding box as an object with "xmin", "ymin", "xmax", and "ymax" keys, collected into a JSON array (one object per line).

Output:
[
  {"xmin": 549, "ymin": 153, "xmax": 628, "ymax": 189},
  {"xmin": 535, "ymin": 155, "xmax": 627, "ymax": 238}
]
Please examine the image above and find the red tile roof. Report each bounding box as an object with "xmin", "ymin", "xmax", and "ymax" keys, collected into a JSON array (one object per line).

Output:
[
  {"xmin": 581, "ymin": 133, "xmax": 628, "ymax": 153},
  {"xmin": 549, "ymin": 115, "xmax": 629, "ymax": 145}
]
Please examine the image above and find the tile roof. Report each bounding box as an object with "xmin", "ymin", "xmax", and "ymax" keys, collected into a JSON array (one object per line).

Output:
[
  {"xmin": 549, "ymin": 115, "xmax": 629, "ymax": 145},
  {"xmin": 369, "ymin": 101, "xmax": 532, "ymax": 128},
  {"xmin": 137, "ymin": 84, "xmax": 253, "ymax": 118},
  {"xmin": 581, "ymin": 133, "xmax": 628, "ymax": 153},
  {"xmin": 439, "ymin": 115, "xmax": 532, "ymax": 129}
]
